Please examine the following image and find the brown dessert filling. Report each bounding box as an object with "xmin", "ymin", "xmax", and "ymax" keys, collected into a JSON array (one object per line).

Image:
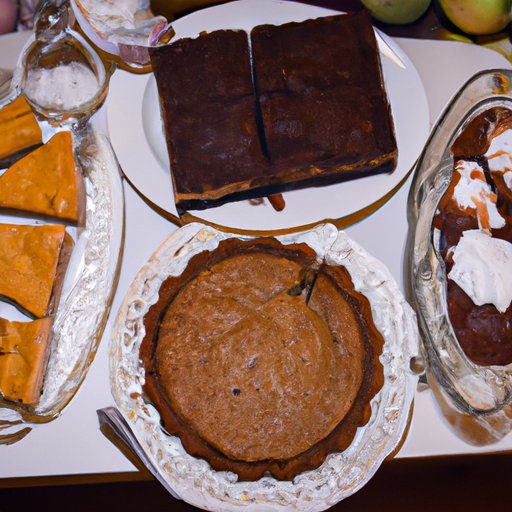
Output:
[
  {"xmin": 140, "ymin": 237, "xmax": 384, "ymax": 481},
  {"xmin": 434, "ymin": 107, "xmax": 512, "ymax": 366}
]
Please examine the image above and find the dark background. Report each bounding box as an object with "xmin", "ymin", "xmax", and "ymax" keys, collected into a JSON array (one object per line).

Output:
[{"xmin": 2, "ymin": 453, "xmax": 512, "ymax": 511}]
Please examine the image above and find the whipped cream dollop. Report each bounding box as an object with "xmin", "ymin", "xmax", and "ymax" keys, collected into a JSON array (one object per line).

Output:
[
  {"xmin": 449, "ymin": 229, "xmax": 512, "ymax": 313},
  {"xmin": 452, "ymin": 159, "xmax": 505, "ymax": 231},
  {"xmin": 486, "ymin": 127, "xmax": 512, "ymax": 190}
]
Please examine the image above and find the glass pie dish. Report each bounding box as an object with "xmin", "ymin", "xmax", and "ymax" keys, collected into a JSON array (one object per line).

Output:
[
  {"xmin": 110, "ymin": 222, "xmax": 420, "ymax": 511},
  {"xmin": 0, "ymin": 0, "xmax": 124, "ymax": 443},
  {"xmin": 406, "ymin": 68, "xmax": 512, "ymax": 445}
]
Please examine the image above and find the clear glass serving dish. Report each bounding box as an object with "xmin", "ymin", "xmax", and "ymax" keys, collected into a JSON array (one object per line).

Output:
[
  {"xmin": 406, "ymin": 68, "xmax": 512, "ymax": 445},
  {"xmin": 110, "ymin": 222, "xmax": 420, "ymax": 511},
  {"xmin": 70, "ymin": 0, "xmax": 171, "ymax": 71},
  {"xmin": 0, "ymin": 0, "xmax": 124, "ymax": 443}
]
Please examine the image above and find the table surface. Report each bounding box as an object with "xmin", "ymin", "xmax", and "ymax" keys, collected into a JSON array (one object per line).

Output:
[{"xmin": 1, "ymin": 27, "xmax": 512, "ymax": 482}]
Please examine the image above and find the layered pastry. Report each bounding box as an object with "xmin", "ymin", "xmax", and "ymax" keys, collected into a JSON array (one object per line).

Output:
[
  {"xmin": 0, "ymin": 131, "xmax": 85, "ymax": 225},
  {"xmin": 149, "ymin": 10, "xmax": 397, "ymax": 212},
  {"xmin": 434, "ymin": 106, "xmax": 512, "ymax": 366},
  {"xmin": 140, "ymin": 236, "xmax": 384, "ymax": 481},
  {"xmin": 0, "ymin": 95, "xmax": 42, "ymax": 167},
  {"xmin": 0, "ymin": 223, "xmax": 74, "ymax": 319},
  {"xmin": 0, "ymin": 316, "xmax": 53, "ymax": 406}
]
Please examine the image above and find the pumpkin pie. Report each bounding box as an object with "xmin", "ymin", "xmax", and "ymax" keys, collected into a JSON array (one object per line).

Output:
[
  {"xmin": 0, "ymin": 316, "xmax": 53, "ymax": 406},
  {"xmin": 0, "ymin": 223, "xmax": 74, "ymax": 318},
  {"xmin": 0, "ymin": 130, "xmax": 85, "ymax": 225},
  {"xmin": 140, "ymin": 236, "xmax": 384, "ymax": 480},
  {"xmin": 0, "ymin": 95, "xmax": 42, "ymax": 167}
]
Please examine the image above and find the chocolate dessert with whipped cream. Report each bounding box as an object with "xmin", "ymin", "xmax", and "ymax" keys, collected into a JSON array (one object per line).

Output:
[{"xmin": 434, "ymin": 107, "xmax": 512, "ymax": 366}]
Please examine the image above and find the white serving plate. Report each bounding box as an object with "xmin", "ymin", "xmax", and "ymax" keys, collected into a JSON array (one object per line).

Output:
[{"xmin": 107, "ymin": 0, "xmax": 429, "ymax": 232}]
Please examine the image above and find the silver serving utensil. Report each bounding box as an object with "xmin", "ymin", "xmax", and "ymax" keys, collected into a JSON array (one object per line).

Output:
[
  {"xmin": 97, "ymin": 407, "xmax": 182, "ymax": 500},
  {"xmin": 375, "ymin": 30, "xmax": 406, "ymax": 69}
]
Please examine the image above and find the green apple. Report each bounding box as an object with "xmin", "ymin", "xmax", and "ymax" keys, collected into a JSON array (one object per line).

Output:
[
  {"xmin": 438, "ymin": 0, "xmax": 512, "ymax": 34},
  {"xmin": 361, "ymin": 0, "xmax": 432, "ymax": 24}
]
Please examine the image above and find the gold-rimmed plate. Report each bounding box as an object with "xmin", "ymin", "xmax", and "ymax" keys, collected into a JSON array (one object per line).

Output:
[{"xmin": 106, "ymin": 0, "xmax": 429, "ymax": 233}]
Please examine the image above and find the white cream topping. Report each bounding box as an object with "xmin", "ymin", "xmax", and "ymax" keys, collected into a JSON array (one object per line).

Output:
[
  {"xmin": 77, "ymin": 0, "xmax": 150, "ymax": 30},
  {"xmin": 486, "ymin": 127, "xmax": 512, "ymax": 172},
  {"xmin": 485, "ymin": 127, "xmax": 512, "ymax": 190},
  {"xmin": 452, "ymin": 159, "xmax": 505, "ymax": 231},
  {"xmin": 449, "ymin": 229, "xmax": 512, "ymax": 313}
]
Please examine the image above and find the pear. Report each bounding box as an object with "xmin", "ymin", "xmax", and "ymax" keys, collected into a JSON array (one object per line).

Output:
[
  {"xmin": 438, "ymin": 0, "xmax": 512, "ymax": 34},
  {"xmin": 361, "ymin": 0, "xmax": 432, "ymax": 24}
]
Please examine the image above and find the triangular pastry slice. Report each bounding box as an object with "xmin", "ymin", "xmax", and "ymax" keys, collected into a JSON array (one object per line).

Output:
[
  {"xmin": 0, "ymin": 223, "xmax": 74, "ymax": 318},
  {"xmin": 0, "ymin": 316, "xmax": 53, "ymax": 406},
  {"xmin": 0, "ymin": 131, "xmax": 85, "ymax": 225},
  {"xmin": 0, "ymin": 95, "xmax": 42, "ymax": 167}
]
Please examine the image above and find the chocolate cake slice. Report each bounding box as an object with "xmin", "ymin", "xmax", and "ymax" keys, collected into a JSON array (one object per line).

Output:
[
  {"xmin": 149, "ymin": 29, "xmax": 269, "ymax": 209},
  {"xmin": 140, "ymin": 237, "xmax": 384, "ymax": 481},
  {"xmin": 251, "ymin": 10, "xmax": 397, "ymax": 182}
]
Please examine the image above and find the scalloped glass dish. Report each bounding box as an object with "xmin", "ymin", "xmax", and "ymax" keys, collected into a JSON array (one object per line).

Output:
[
  {"xmin": 407, "ymin": 69, "xmax": 512, "ymax": 445},
  {"xmin": 0, "ymin": 9, "xmax": 124, "ymax": 440},
  {"xmin": 0, "ymin": 94, "xmax": 124, "ymax": 437},
  {"xmin": 110, "ymin": 222, "xmax": 420, "ymax": 511}
]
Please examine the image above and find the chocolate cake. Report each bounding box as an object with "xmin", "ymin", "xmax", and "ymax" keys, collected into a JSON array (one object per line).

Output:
[
  {"xmin": 251, "ymin": 11, "xmax": 397, "ymax": 180},
  {"xmin": 149, "ymin": 10, "xmax": 397, "ymax": 212},
  {"xmin": 434, "ymin": 106, "xmax": 512, "ymax": 366},
  {"xmin": 140, "ymin": 237, "xmax": 384, "ymax": 481},
  {"xmin": 149, "ymin": 29, "xmax": 269, "ymax": 209}
]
